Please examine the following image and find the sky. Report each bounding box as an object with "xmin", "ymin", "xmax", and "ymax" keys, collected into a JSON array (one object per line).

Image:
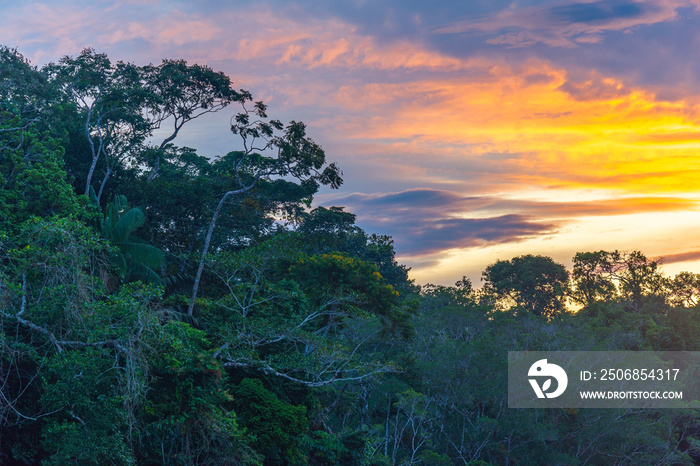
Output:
[{"xmin": 4, "ymin": 0, "xmax": 700, "ymax": 285}]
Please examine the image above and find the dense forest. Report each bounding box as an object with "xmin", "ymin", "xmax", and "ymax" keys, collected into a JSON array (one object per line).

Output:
[{"xmin": 1, "ymin": 46, "xmax": 700, "ymax": 465}]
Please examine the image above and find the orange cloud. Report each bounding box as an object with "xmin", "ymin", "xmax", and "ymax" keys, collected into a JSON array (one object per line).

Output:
[
  {"xmin": 195, "ymin": 7, "xmax": 476, "ymax": 71},
  {"xmin": 202, "ymin": 12, "xmax": 700, "ymax": 198},
  {"xmin": 321, "ymin": 58, "xmax": 700, "ymax": 195}
]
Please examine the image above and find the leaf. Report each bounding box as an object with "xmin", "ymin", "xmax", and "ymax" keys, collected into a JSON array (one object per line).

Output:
[
  {"xmin": 110, "ymin": 208, "xmax": 145, "ymax": 243},
  {"xmin": 88, "ymin": 185, "xmax": 98, "ymax": 206},
  {"xmin": 121, "ymin": 241, "xmax": 164, "ymax": 269},
  {"xmin": 127, "ymin": 260, "xmax": 163, "ymax": 285}
]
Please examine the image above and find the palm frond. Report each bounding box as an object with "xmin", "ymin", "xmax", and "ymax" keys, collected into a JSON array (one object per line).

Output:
[
  {"xmin": 126, "ymin": 260, "xmax": 164, "ymax": 285},
  {"xmin": 107, "ymin": 251, "xmax": 128, "ymax": 276},
  {"xmin": 88, "ymin": 185, "xmax": 99, "ymax": 206},
  {"xmin": 111, "ymin": 208, "xmax": 145, "ymax": 243},
  {"xmin": 120, "ymin": 241, "xmax": 164, "ymax": 269},
  {"xmin": 162, "ymin": 271, "xmax": 191, "ymax": 288}
]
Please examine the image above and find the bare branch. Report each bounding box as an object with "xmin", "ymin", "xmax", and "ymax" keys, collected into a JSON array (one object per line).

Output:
[{"xmin": 221, "ymin": 359, "xmax": 396, "ymax": 387}]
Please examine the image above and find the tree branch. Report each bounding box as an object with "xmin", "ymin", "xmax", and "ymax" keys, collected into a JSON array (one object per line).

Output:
[{"xmin": 221, "ymin": 359, "xmax": 396, "ymax": 387}]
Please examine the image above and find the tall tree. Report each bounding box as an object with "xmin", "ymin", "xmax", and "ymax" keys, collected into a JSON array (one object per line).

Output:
[
  {"xmin": 297, "ymin": 206, "xmax": 416, "ymax": 291},
  {"xmin": 187, "ymin": 99, "xmax": 342, "ymax": 315},
  {"xmin": 45, "ymin": 49, "xmax": 149, "ymax": 201},
  {"xmin": 0, "ymin": 48, "xmax": 78, "ymax": 232},
  {"xmin": 0, "ymin": 47, "xmax": 53, "ymax": 145},
  {"xmin": 482, "ymin": 254, "xmax": 569, "ymax": 317},
  {"xmin": 571, "ymin": 250, "xmax": 618, "ymax": 307},
  {"xmin": 571, "ymin": 250, "xmax": 666, "ymax": 311},
  {"xmin": 204, "ymin": 235, "xmax": 405, "ymax": 388},
  {"xmin": 45, "ymin": 50, "xmax": 243, "ymax": 203},
  {"xmin": 668, "ymin": 271, "xmax": 700, "ymax": 308},
  {"xmin": 141, "ymin": 59, "xmax": 242, "ymax": 181}
]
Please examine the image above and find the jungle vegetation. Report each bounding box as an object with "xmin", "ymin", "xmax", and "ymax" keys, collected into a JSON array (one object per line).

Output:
[{"xmin": 1, "ymin": 46, "xmax": 700, "ymax": 465}]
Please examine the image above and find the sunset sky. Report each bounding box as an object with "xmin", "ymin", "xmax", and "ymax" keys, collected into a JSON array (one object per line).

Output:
[{"xmin": 5, "ymin": 0, "xmax": 700, "ymax": 285}]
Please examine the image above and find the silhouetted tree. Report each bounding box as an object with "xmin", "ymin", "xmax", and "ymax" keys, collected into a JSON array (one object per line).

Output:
[{"xmin": 483, "ymin": 254, "xmax": 569, "ymax": 317}]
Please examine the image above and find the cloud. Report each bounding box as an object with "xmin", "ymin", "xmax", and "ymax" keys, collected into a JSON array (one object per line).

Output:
[
  {"xmin": 323, "ymin": 189, "xmax": 558, "ymax": 255},
  {"xmin": 316, "ymin": 56, "xmax": 700, "ymax": 196},
  {"xmin": 436, "ymin": 0, "xmax": 697, "ymax": 48},
  {"xmin": 394, "ymin": 215, "xmax": 558, "ymax": 256},
  {"xmin": 548, "ymin": 1, "xmax": 647, "ymax": 24},
  {"xmin": 481, "ymin": 196, "xmax": 700, "ymax": 217},
  {"xmin": 658, "ymin": 250, "xmax": 700, "ymax": 264},
  {"xmin": 321, "ymin": 189, "xmax": 699, "ymax": 256},
  {"xmin": 224, "ymin": 11, "xmax": 472, "ymax": 71},
  {"xmin": 100, "ymin": 11, "xmax": 222, "ymax": 47},
  {"xmin": 0, "ymin": 2, "xmax": 227, "ymax": 64},
  {"xmin": 557, "ymin": 74, "xmax": 630, "ymax": 101}
]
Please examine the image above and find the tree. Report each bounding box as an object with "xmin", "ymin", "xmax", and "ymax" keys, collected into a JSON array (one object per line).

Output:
[
  {"xmin": 202, "ymin": 236, "xmax": 405, "ymax": 388},
  {"xmin": 297, "ymin": 206, "xmax": 359, "ymax": 251},
  {"xmin": 123, "ymin": 145, "xmax": 321, "ymax": 277},
  {"xmin": 297, "ymin": 206, "xmax": 416, "ymax": 292},
  {"xmin": 0, "ymin": 48, "xmax": 79, "ymax": 233},
  {"xmin": 482, "ymin": 254, "xmax": 569, "ymax": 317},
  {"xmin": 0, "ymin": 130, "xmax": 79, "ymax": 234},
  {"xmin": 612, "ymin": 250, "xmax": 666, "ymax": 310},
  {"xmin": 571, "ymin": 251, "xmax": 618, "ymax": 307},
  {"xmin": 571, "ymin": 250, "xmax": 666, "ymax": 311},
  {"xmin": 45, "ymin": 48, "xmax": 150, "ymax": 201},
  {"xmin": 45, "ymin": 50, "xmax": 243, "ymax": 203},
  {"xmin": 0, "ymin": 47, "xmax": 54, "ymax": 148},
  {"xmin": 230, "ymin": 378, "xmax": 307, "ymax": 463},
  {"xmin": 668, "ymin": 271, "xmax": 700, "ymax": 308},
  {"xmin": 140, "ymin": 58, "xmax": 242, "ymax": 181},
  {"xmin": 187, "ymin": 99, "xmax": 342, "ymax": 315}
]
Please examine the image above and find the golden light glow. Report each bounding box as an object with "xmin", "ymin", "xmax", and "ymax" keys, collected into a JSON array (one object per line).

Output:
[
  {"xmin": 331, "ymin": 61, "xmax": 700, "ymax": 195},
  {"xmin": 410, "ymin": 210, "xmax": 700, "ymax": 286}
]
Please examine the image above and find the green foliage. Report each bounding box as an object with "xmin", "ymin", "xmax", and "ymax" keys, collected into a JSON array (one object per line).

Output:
[
  {"xmin": 289, "ymin": 253, "xmax": 407, "ymax": 331},
  {"xmin": 302, "ymin": 430, "xmax": 350, "ymax": 464},
  {"xmin": 418, "ymin": 450, "xmax": 453, "ymax": 465},
  {"xmin": 572, "ymin": 250, "xmax": 666, "ymax": 311},
  {"xmin": 98, "ymin": 194, "xmax": 165, "ymax": 285},
  {"xmin": 201, "ymin": 236, "xmax": 403, "ymax": 396},
  {"xmin": 8, "ymin": 216, "xmax": 107, "ymax": 329},
  {"xmin": 140, "ymin": 322, "xmax": 257, "ymax": 465},
  {"xmin": 231, "ymin": 378, "xmax": 308, "ymax": 463},
  {"xmin": 297, "ymin": 206, "xmax": 416, "ymax": 293},
  {"xmin": 4, "ymin": 44, "xmax": 700, "ymax": 466},
  {"xmin": 40, "ymin": 348, "xmax": 135, "ymax": 465},
  {"xmin": 483, "ymin": 254, "xmax": 569, "ymax": 317},
  {"xmin": 646, "ymin": 306, "xmax": 700, "ymax": 350},
  {"xmin": 0, "ymin": 129, "xmax": 79, "ymax": 233}
]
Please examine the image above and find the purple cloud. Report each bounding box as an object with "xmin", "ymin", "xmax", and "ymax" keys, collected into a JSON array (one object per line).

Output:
[{"xmin": 322, "ymin": 189, "xmax": 699, "ymax": 256}]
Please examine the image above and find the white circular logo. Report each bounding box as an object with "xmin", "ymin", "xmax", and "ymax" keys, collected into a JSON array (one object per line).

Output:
[{"xmin": 528, "ymin": 359, "xmax": 568, "ymax": 399}]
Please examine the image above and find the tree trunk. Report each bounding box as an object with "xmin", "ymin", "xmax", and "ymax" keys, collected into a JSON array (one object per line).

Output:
[
  {"xmin": 96, "ymin": 166, "xmax": 112, "ymax": 205},
  {"xmin": 188, "ymin": 186, "xmax": 252, "ymax": 315},
  {"xmin": 84, "ymin": 156, "xmax": 99, "ymax": 196}
]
